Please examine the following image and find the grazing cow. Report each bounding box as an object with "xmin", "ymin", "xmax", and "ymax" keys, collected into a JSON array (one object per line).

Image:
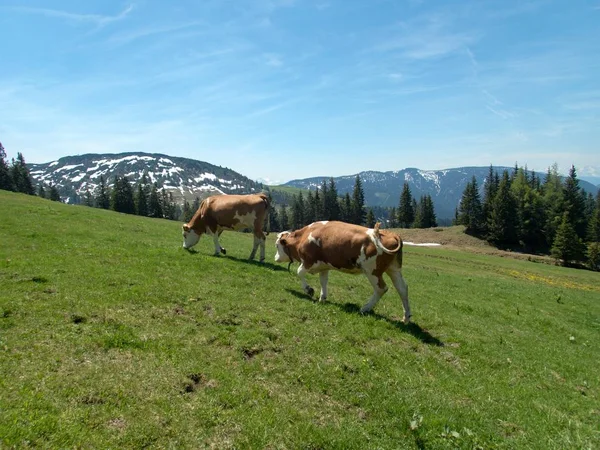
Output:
[
  {"xmin": 182, "ymin": 193, "xmax": 270, "ymax": 261},
  {"xmin": 274, "ymin": 220, "xmax": 411, "ymax": 322}
]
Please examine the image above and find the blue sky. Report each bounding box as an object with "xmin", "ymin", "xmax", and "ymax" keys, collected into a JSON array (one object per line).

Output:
[{"xmin": 1, "ymin": 0, "xmax": 599, "ymax": 184}]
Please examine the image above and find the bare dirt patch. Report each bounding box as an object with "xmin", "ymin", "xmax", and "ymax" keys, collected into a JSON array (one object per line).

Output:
[{"xmin": 393, "ymin": 226, "xmax": 555, "ymax": 264}]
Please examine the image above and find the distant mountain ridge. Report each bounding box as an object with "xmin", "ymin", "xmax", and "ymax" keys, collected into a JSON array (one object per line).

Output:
[
  {"xmin": 28, "ymin": 152, "xmax": 263, "ymax": 204},
  {"xmin": 283, "ymin": 167, "xmax": 600, "ymax": 220},
  {"xmin": 27, "ymin": 153, "xmax": 599, "ymax": 221}
]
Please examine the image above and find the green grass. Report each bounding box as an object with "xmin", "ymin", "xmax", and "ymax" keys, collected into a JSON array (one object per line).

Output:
[{"xmin": 1, "ymin": 190, "xmax": 599, "ymax": 449}]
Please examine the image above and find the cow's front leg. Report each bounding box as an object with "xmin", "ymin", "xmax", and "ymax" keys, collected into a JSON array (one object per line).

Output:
[
  {"xmin": 297, "ymin": 263, "xmax": 315, "ymax": 298},
  {"xmin": 360, "ymin": 273, "xmax": 388, "ymax": 314},
  {"xmin": 319, "ymin": 271, "xmax": 329, "ymax": 302},
  {"xmin": 211, "ymin": 232, "xmax": 225, "ymax": 256}
]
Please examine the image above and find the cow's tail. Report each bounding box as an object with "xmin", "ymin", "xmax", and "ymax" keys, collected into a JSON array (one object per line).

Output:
[{"xmin": 372, "ymin": 222, "xmax": 403, "ymax": 258}]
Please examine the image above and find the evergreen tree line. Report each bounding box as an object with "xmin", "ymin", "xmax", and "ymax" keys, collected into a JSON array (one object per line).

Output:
[
  {"xmin": 0, "ymin": 143, "xmax": 36, "ymax": 196},
  {"xmin": 270, "ymin": 177, "xmax": 438, "ymax": 231},
  {"xmin": 269, "ymin": 176, "xmax": 366, "ymax": 231},
  {"xmin": 455, "ymin": 164, "xmax": 600, "ymax": 269},
  {"xmin": 82, "ymin": 173, "xmax": 184, "ymax": 221}
]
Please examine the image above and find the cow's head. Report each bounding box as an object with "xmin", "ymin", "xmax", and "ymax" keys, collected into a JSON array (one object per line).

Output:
[
  {"xmin": 274, "ymin": 231, "xmax": 292, "ymax": 263},
  {"xmin": 182, "ymin": 224, "xmax": 201, "ymax": 249}
]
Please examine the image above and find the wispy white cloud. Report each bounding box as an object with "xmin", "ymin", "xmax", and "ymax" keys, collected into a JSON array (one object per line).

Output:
[
  {"xmin": 11, "ymin": 4, "xmax": 134, "ymax": 28},
  {"xmin": 107, "ymin": 21, "xmax": 204, "ymax": 45},
  {"xmin": 264, "ymin": 53, "xmax": 284, "ymax": 67},
  {"xmin": 370, "ymin": 13, "xmax": 479, "ymax": 59}
]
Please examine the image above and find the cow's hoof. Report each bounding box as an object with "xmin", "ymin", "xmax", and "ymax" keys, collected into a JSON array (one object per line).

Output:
[
  {"xmin": 403, "ymin": 315, "xmax": 412, "ymax": 324},
  {"xmin": 305, "ymin": 286, "xmax": 315, "ymax": 298},
  {"xmin": 360, "ymin": 306, "xmax": 372, "ymax": 314},
  {"xmin": 221, "ymin": 248, "xmax": 227, "ymax": 255},
  {"xmin": 318, "ymin": 296, "xmax": 327, "ymax": 302},
  {"xmin": 259, "ymin": 258, "xmax": 265, "ymax": 263}
]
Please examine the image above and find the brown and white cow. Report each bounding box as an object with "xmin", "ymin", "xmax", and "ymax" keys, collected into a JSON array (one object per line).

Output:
[
  {"xmin": 182, "ymin": 193, "xmax": 270, "ymax": 261},
  {"xmin": 274, "ymin": 220, "xmax": 411, "ymax": 322}
]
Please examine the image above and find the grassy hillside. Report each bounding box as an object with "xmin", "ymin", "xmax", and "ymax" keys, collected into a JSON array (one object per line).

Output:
[{"xmin": 1, "ymin": 191, "xmax": 599, "ymax": 449}]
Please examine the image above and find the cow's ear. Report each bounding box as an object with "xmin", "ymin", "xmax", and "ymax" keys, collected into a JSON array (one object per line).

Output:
[
  {"xmin": 183, "ymin": 224, "xmax": 190, "ymax": 232},
  {"xmin": 280, "ymin": 238, "xmax": 287, "ymax": 246}
]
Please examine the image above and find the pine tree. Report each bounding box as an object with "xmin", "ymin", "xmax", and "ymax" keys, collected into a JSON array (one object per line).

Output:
[
  {"xmin": 148, "ymin": 183, "xmax": 163, "ymax": 218},
  {"xmin": 366, "ymin": 208, "xmax": 376, "ymax": 228},
  {"xmin": 162, "ymin": 191, "xmax": 177, "ymax": 220},
  {"xmin": 180, "ymin": 199, "xmax": 193, "ymax": 222},
  {"xmin": 487, "ymin": 170, "xmax": 518, "ymax": 246},
  {"xmin": 541, "ymin": 163, "xmax": 564, "ymax": 246},
  {"xmin": 111, "ymin": 176, "xmax": 135, "ymax": 214},
  {"xmin": 320, "ymin": 180, "xmax": 330, "ymax": 220},
  {"xmin": 458, "ymin": 176, "xmax": 483, "ymax": 233},
  {"xmin": 83, "ymin": 189, "xmax": 94, "ymax": 207},
  {"xmin": 191, "ymin": 197, "xmax": 201, "ymax": 214},
  {"xmin": 511, "ymin": 168, "xmax": 545, "ymax": 249},
  {"xmin": 341, "ymin": 192, "xmax": 352, "ymax": 223},
  {"xmin": 588, "ymin": 191, "xmax": 600, "ymax": 242},
  {"xmin": 422, "ymin": 194, "xmax": 437, "ymax": 228},
  {"xmin": 327, "ymin": 177, "xmax": 340, "ymax": 220},
  {"xmin": 388, "ymin": 206, "xmax": 398, "ymax": 228},
  {"xmin": 49, "ymin": 185, "xmax": 61, "ymax": 202},
  {"xmin": 0, "ymin": 141, "xmax": 13, "ymax": 191},
  {"xmin": 10, "ymin": 153, "xmax": 35, "ymax": 195},
  {"xmin": 398, "ymin": 182, "xmax": 414, "ymax": 228},
  {"xmin": 351, "ymin": 175, "xmax": 366, "ymax": 225},
  {"xmin": 96, "ymin": 175, "xmax": 111, "ymax": 209},
  {"xmin": 551, "ymin": 212, "xmax": 586, "ymax": 266},
  {"xmin": 305, "ymin": 190, "xmax": 316, "ymax": 224},
  {"xmin": 37, "ymin": 184, "xmax": 46, "ymax": 199},
  {"xmin": 482, "ymin": 165, "xmax": 498, "ymax": 233},
  {"xmin": 279, "ymin": 205, "xmax": 290, "ymax": 230},
  {"xmin": 563, "ymin": 165, "xmax": 587, "ymax": 240},
  {"xmin": 413, "ymin": 196, "xmax": 424, "ymax": 228},
  {"xmin": 135, "ymin": 183, "xmax": 148, "ymax": 217},
  {"xmin": 291, "ymin": 192, "xmax": 305, "ymax": 229},
  {"xmin": 268, "ymin": 194, "xmax": 280, "ymax": 231},
  {"xmin": 314, "ymin": 188, "xmax": 323, "ymax": 220}
]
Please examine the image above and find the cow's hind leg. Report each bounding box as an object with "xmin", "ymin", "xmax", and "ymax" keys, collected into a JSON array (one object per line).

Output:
[
  {"xmin": 249, "ymin": 231, "xmax": 266, "ymax": 262},
  {"xmin": 386, "ymin": 268, "xmax": 411, "ymax": 323},
  {"xmin": 360, "ymin": 273, "xmax": 388, "ymax": 314},
  {"xmin": 297, "ymin": 263, "xmax": 315, "ymax": 298},
  {"xmin": 319, "ymin": 271, "xmax": 329, "ymax": 302}
]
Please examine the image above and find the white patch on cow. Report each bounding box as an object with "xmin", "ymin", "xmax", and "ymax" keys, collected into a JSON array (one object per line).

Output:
[
  {"xmin": 182, "ymin": 228, "xmax": 201, "ymax": 249},
  {"xmin": 308, "ymin": 221, "xmax": 329, "ymax": 228},
  {"xmin": 365, "ymin": 229, "xmax": 383, "ymax": 255},
  {"xmin": 274, "ymin": 231, "xmax": 291, "ymax": 263},
  {"xmin": 232, "ymin": 211, "xmax": 257, "ymax": 230},
  {"xmin": 307, "ymin": 232, "xmax": 321, "ymax": 247},
  {"xmin": 307, "ymin": 260, "xmax": 336, "ymax": 273}
]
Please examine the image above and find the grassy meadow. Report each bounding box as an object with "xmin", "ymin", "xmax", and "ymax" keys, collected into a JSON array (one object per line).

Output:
[{"xmin": 1, "ymin": 190, "xmax": 599, "ymax": 449}]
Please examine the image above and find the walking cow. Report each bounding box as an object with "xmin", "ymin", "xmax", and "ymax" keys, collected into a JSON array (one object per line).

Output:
[
  {"xmin": 182, "ymin": 193, "xmax": 270, "ymax": 262},
  {"xmin": 274, "ymin": 220, "xmax": 412, "ymax": 322}
]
